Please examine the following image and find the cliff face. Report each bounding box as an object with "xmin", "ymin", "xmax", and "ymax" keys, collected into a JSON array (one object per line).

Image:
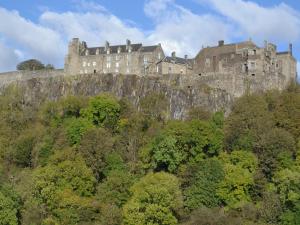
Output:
[{"xmin": 0, "ymin": 71, "xmax": 233, "ymax": 119}]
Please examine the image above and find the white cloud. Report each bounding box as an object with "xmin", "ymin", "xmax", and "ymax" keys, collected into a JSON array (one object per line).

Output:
[
  {"xmin": 0, "ymin": 0, "xmax": 299, "ymax": 72},
  {"xmin": 0, "ymin": 40, "xmax": 21, "ymax": 72},
  {"xmin": 203, "ymin": 0, "xmax": 300, "ymax": 43},
  {"xmin": 145, "ymin": 0, "xmax": 233, "ymax": 56},
  {"xmin": 0, "ymin": 7, "xmax": 65, "ymax": 67}
]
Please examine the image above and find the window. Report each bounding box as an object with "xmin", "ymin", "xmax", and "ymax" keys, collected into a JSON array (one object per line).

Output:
[
  {"xmin": 156, "ymin": 65, "xmax": 159, "ymax": 73},
  {"xmin": 87, "ymin": 62, "xmax": 90, "ymax": 67},
  {"xmin": 115, "ymin": 68, "xmax": 119, "ymax": 73},
  {"xmin": 180, "ymin": 69, "xmax": 183, "ymax": 74},
  {"xmin": 144, "ymin": 56, "xmax": 148, "ymax": 64},
  {"xmin": 158, "ymin": 53, "xmax": 161, "ymax": 60},
  {"xmin": 107, "ymin": 62, "xmax": 111, "ymax": 69},
  {"xmin": 107, "ymin": 56, "xmax": 111, "ymax": 62},
  {"xmin": 92, "ymin": 62, "xmax": 96, "ymax": 66},
  {"xmin": 107, "ymin": 49, "xmax": 110, "ymax": 54},
  {"xmin": 116, "ymin": 62, "xmax": 119, "ymax": 68},
  {"xmin": 83, "ymin": 62, "xmax": 86, "ymax": 67},
  {"xmin": 168, "ymin": 67, "xmax": 172, "ymax": 73},
  {"xmin": 84, "ymin": 69, "xmax": 88, "ymax": 74},
  {"xmin": 205, "ymin": 58, "xmax": 210, "ymax": 67},
  {"xmin": 126, "ymin": 68, "xmax": 130, "ymax": 73},
  {"xmin": 250, "ymin": 62, "xmax": 256, "ymax": 70}
]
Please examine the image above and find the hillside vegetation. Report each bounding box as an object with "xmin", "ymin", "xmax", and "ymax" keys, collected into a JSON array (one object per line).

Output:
[{"xmin": 0, "ymin": 83, "xmax": 299, "ymax": 225}]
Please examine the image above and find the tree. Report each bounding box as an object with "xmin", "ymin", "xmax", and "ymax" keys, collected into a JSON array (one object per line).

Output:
[
  {"xmin": 142, "ymin": 120, "xmax": 223, "ymax": 173},
  {"xmin": 183, "ymin": 158, "xmax": 224, "ymax": 210},
  {"xmin": 255, "ymin": 128, "xmax": 296, "ymax": 179},
  {"xmin": 17, "ymin": 59, "xmax": 45, "ymax": 71},
  {"xmin": 123, "ymin": 172, "xmax": 183, "ymax": 225},
  {"xmin": 64, "ymin": 117, "xmax": 94, "ymax": 145},
  {"xmin": 32, "ymin": 149, "xmax": 98, "ymax": 224},
  {"xmin": 0, "ymin": 185, "xmax": 21, "ymax": 225},
  {"xmin": 77, "ymin": 128, "xmax": 114, "ymax": 180},
  {"xmin": 224, "ymin": 94, "xmax": 274, "ymax": 151},
  {"xmin": 217, "ymin": 151, "xmax": 258, "ymax": 209},
  {"xmin": 81, "ymin": 94, "xmax": 121, "ymax": 129}
]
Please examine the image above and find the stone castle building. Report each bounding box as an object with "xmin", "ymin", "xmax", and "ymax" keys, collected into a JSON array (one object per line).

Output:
[
  {"xmin": 65, "ymin": 38, "xmax": 192, "ymax": 76},
  {"xmin": 65, "ymin": 38, "xmax": 297, "ymax": 90}
]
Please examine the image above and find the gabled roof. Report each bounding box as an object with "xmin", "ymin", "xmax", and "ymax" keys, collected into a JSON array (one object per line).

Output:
[
  {"xmin": 158, "ymin": 56, "xmax": 192, "ymax": 66},
  {"xmin": 80, "ymin": 43, "xmax": 159, "ymax": 56}
]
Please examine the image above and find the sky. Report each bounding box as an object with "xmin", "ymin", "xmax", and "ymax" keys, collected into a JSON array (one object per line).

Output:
[{"xmin": 0, "ymin": 0, "xmax": 300, "ymax": 78}]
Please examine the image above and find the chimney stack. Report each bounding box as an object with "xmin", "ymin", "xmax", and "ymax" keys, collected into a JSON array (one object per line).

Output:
[
  {"xmin": 126, "ymin": 39, "xmax": 131, "ymax": 50},
  {"xmin": 171, "ymin": 51, "xmax": 176, "ymax": 58},
  {"xmin": 218, "ymin": 40, "xmax": 224, "ymax": 47},
  {"xmin": 105, "ymin": 41, "xmax": 110, "ymax": 51},
  {"xmin": 289, "ymin": 43, "xmax": 293, "ymax": 55}
]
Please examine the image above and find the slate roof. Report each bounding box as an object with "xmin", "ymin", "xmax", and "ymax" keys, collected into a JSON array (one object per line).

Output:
[
  {"xmin": 80, "ymin": 43, "xmax": 159, "ymax": 56},
  {"xmin": 159, "ymin": 56, "xmax": 191, "ymax": 66}
]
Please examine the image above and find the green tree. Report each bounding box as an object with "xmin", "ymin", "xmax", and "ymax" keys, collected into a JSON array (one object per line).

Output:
[
  {"xmin": 77, "ymin": 128, "xmax": 114, "ymax": 180},
  {"xmin": 0, "ymin": 185, "xmax": 21, "ymax": 225},
  {"xmin": 224, "ymin": 94, "xmax": 274, "ymax": 151},
  {"xmin": 142, "ymin": 120, "xmax": 223, "ymax": 173},
  {"xmin": 183, "ymin": 158, "xmax": 224, "ymax": 210},
  {"xmin": 32, "ymin": 149, "xmax": 98, "ymax": 224},
  {"xmin": 65, "ymin": 117, "xmax": 94, "ymax": 145},
  {"xmin": 81, "ymin": 94, "xmax": 121, "ymax": 129},
  {"xmin": 217, "ymin": 151, "xmax": 258, "ymax": 209},
  {"xmin": 255, "ymin": 128, "xmax": 295, "ymax": 179},
  {"xmin": 17, "ymin": 59, "xmax": 45, "ymax": 71},
  {"xmin": 123, "ymin": 172, "xmax": 183, "ymax": 225}
]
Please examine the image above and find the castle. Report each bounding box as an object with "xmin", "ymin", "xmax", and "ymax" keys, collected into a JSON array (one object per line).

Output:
[{"xmin": 64, "ymin": 38, "xmax": 297, "ymax": 89}]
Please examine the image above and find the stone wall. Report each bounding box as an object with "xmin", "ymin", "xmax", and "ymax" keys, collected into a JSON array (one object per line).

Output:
[{"xmin": 0, "ymin": 71, "xmax": 233, "ymax": 119}]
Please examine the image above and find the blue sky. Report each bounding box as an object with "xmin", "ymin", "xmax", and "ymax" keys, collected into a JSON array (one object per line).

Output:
[{"xmin": 0, "ymin": 0, "xmax": 299, "ymax": 78}]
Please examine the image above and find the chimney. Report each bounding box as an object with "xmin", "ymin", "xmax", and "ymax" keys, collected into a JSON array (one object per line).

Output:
[
  {"xmin": 171, "ymin": 51, "xmax": 176, "ymax": 58},
  {"xmin": 218, "ymin": 40, "xmax": 224, "ymax": 47},
  {"xmin": 264, "ymin": 40, "xmax": 268, "ymax": 49},
  {"xmin": 105, "ymin": 41, "xmax": 110, "ymax": 51},
  {"xmin": 289, "ymin": 43, "xmax": 293, "ymax": 55},
  {"xmin": 126, "ymin": 39, "xmax": 131, "ymax": 50}
]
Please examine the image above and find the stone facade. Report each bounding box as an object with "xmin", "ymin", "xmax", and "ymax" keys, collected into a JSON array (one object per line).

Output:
[
  {"xmin": 194, "ymin": 40, "xmax": 297, "ymax": 90},
  {"xmin": 65, "ymin": 38, "xmax": 167, "ymax": 75},
  {"xmin": 64, "ymin": 38, "xmax": 193, "ymax": 76}
]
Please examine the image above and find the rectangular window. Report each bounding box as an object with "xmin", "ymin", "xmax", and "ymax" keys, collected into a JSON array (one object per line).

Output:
[
  {"xmin": 107, "ymin": 62, "xmax": 111, "ymax": 69},
  {"xmin": 92, "ymin": 62, "xmax": 96, "ymax": 66},
  {"xmin": 83, "ymin": 62, "xmax": 86, "ymax": 67},
  {"xmin": 87, "ymin": 62, "xmax": 90, "ymax": 67},
  {"xmin": 158, "ymin": 53, "xmax": 161, "ymax": 60},
  {"xmin": 126, "ymin": 68, "xmax": 130, "ymax": 73},
  {"xmin": 144, "ymin": 56, "xmax": 148, "ymax": 64},
  {"xmin": 107, "ymin": 56, "xmax": 111, "ymax": 62},
  {"xmin": 116, "ymin": 62, "xmax": 119, "ymax": 68},
  {"xmin": 156, "ymin": 65, "xmax": 159, "ymax": 73}
]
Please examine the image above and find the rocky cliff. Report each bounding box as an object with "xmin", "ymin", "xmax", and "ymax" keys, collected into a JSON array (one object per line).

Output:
[{"xmin": 0, "ymin": 71, "xmax": 233, "ymax": 119}]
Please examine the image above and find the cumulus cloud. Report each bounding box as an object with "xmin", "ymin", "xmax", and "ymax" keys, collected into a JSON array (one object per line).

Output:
[
  {"xmin": 202, "ymin": 0, "xmax": 300, "ymax": 42},
  {"xmin": 0, "ymin": 40, "xmax": 20, "ymax": 72},
  {"xmin": 0, "ymin": 0, "xmax": 299, "ymax": 72},
  {"xmin": 0, "ymin": 7, "xmax": 65, "ymax": 68},
  {"xmin": 144, "ymin": 0, "xmax": 232, "ymax": 56}
]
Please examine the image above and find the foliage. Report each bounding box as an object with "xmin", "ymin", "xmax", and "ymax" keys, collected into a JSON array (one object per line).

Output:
[
  {"xmin": 183, "ymin": 158, "xmax": 224, "ymax": 210},
  {"xmin": 217, "ymin": 151, "xmax": 258, "ymax": 209},
  {"xmin": 77, "ymin": 128, "xmax": 114, "ymax": 180},
  {"xmin": 65, "ymin": 117, "xmax": 94, "ymax": 145},
  {"xmin": 17, "ymin": 59, "xmax": 45, "ymax": 71},
  {"xmin": 81, "ymin": 94, "xmax": 121, "ymax": 129},
  {"xmin": 0, "ymin": 85, "xmax": 299, "ymax": 225},
  {"xmin": 142, "ymin": 120, "xmax": 223, "ymax": 173},
  {"xmin": 123, "ymin": 172, "xmax": 183, "ymax": 225}
]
